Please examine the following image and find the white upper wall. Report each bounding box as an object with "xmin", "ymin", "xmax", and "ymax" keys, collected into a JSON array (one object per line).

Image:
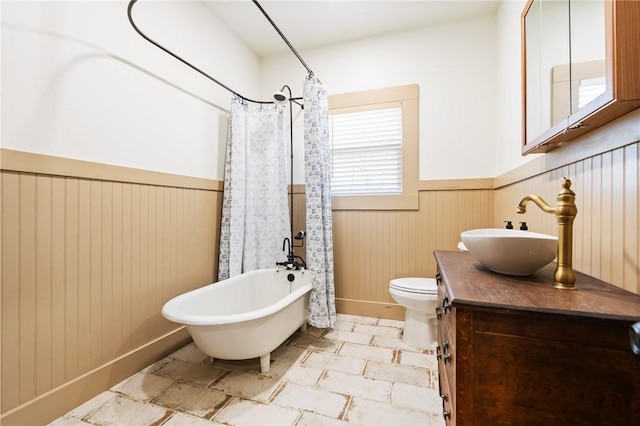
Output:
[
  {"xmin": 262, "ymin": 11, "xmax": 499, "ymax": 182},
  {"xmin": 495, "ymin": 0, "xmax": 539, "ymax": 175},
  {"xmin": 1, "ymin": 0, "xmax": 260, "ymax": 180},
  {"xmin": 2, "ymin": 0, "xmax": 535, "ymax": 182}
]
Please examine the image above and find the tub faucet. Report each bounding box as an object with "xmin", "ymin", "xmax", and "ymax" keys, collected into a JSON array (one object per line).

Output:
[
  {"xmin": 516, "ymin": 177, "xmax": 578, "ymax": 289},
  {"xmin": 276, "ymin": 237, "xmax": 307, "ymax": 270},
  {"xmin": 282, "ymin": 237, "xmax": 291, "ymax": 254}
]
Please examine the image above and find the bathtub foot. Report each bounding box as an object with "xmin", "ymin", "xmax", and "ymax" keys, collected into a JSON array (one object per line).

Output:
[
  {"xmin": 300, "ymin": 322, "xmax": 308, "ymax": 333},
  {"xmin": 260, "ymin": 354, "xmax": 271, "ymax": 373}
]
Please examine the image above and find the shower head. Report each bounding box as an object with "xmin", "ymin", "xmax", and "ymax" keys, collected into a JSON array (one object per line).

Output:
[
  {"xmin": 273, "ymin": 84, "xmax": 291, "ymax": 105},
  {"xmin": 272, "ymin": 90, "xmax": 288, "ymax": 104}
]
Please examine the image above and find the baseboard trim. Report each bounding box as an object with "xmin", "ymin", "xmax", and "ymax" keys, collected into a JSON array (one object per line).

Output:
[
  {"xmin": 0, "ymin": 327, "xmax": 191, "ymax": 426},
  {"xmin": 336, "ymin": 298, "xmax": 406, "ymax": 321}
]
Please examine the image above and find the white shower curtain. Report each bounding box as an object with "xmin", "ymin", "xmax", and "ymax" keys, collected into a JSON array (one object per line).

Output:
[
  {"xmin": 304, "ymin": 76, "xmax": 337, "ymax": 328},
  {"xmin": 218, "ymin": 98, "xmax": 290, "ymax": 280}
]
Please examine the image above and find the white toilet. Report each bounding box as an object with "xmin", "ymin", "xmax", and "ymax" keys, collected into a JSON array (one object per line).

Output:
[{"xmin": 389, "ymin": 277, "xmax": 438, "ymax": 350}]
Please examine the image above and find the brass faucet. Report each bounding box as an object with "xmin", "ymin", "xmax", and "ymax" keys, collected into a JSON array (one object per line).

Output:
[{"xmin": 516, "ymin": 177, "xmax": 578, "ymax": 289}]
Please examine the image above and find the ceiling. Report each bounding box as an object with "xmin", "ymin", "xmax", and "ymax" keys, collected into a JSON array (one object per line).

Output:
[{"xmin": 205, "ymin": 0, "xmax": 501, "ymax": 57}]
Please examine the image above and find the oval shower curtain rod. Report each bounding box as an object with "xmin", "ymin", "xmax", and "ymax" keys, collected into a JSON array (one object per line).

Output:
[
  {"xmin": 126, "ymin": 0, "xmax": 314, "ymax": 105},
  {"xmin": 250, "ymin": 0, "xmax": 316, "ymax": 79}
]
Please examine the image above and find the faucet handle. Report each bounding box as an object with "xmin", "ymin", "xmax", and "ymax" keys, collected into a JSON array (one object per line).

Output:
[{"xmin": 503, "ymin": 221, "xmax": 513, "ymax": 229}]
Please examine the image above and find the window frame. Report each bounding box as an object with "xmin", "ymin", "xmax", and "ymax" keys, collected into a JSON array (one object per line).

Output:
[{"xmin": 328, "ymin": 84, "xmax": 419, "ymax": 210}]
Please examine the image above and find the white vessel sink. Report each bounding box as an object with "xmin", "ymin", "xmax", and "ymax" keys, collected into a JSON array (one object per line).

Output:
[{"xmin": 460, "ymin": 228, "xmax": 557, "ymax": 276}]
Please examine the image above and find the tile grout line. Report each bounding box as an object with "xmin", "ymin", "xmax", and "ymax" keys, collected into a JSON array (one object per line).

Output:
[
  {"xmin": 339, "ymin": 395, "xmax": 354, "ymax": 422},
  {"xmin": 267, "ymin": 380, "xmax": 288, "ymax": 404},
  {"xmin": 207, "ymin": 393, "xmax": 236, "ymax": 423}
]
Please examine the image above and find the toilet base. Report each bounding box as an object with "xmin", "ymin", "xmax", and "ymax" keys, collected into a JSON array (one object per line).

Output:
[{"xmin": 402, "ymin": 309, "xmax": 437, "ymax": 350}]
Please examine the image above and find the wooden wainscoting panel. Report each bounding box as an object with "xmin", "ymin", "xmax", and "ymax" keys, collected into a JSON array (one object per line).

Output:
[
  {"xmin": 19, "ymin": 173, "xmax": 37, "ymax": 404},
  {"xmin": 89, "ymin": 179, "xmax": 103, "ymax": 369},
  {"xmin": 573, "ymin": 158, "xmax": 592, "ymax": 279},
  {"xmin": 1, "ymin": 168, "xmax": 220, "ymax": 416},
  {"xmin": 335, "ymin": 298, "xmax": 406, "ymax": 321},
  {"xmin": 35, "ymin": 175, "xmax": 52, "ymax": 395},
  {"xmin": 623, "ymin": 143, "xmax": 639, "ymax": 293},
  {"xmin": 3, "ymin": 172, "xmax": 21, "ymax": 410},
  {"xmin": 64, "ymin": 178, "xmax": 81, "ymax": 381}
]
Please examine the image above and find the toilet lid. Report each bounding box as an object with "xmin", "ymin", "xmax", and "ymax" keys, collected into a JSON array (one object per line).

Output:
[{"xmin": 389, "ymin": 277, "xmax": 438, "ymax": 294}]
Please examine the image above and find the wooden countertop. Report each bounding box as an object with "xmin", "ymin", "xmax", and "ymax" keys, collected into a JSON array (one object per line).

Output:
[{"xmin": 434, "ymin": 250, "xmax": 640, "ymax": 322}]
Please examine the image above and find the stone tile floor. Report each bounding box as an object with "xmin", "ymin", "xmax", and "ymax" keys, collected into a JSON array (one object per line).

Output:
[{"xmin": 49, "ymin": 314, "xmax": 445, "ymax": 426}]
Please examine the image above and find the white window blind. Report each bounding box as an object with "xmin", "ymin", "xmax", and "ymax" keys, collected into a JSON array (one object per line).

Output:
[{"xmin": 329, "ymin": 107, "xmax": 403, "ymax": 195}]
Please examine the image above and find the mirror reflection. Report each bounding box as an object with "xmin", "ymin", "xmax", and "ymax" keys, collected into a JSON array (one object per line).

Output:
[{"xmin": 524, "ymin": 0, "xmax": 606, "ymax": 145}]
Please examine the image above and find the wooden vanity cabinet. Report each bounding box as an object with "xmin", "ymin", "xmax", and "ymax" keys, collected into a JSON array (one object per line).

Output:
[{"xmin": 434, "ymin": 250, "xmax": 640, "ymax": 425}]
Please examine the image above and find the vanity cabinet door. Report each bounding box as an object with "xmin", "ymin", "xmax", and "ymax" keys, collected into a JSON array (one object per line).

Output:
[
  {"xmin": 472, "ymin": 310, "xmax": 640, "ymax": 425},
  {"xmin": 521, "ymin": 0, "xmax": 640, "ymax": 154}
]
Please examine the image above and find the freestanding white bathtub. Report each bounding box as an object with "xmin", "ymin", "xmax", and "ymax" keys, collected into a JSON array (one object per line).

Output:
[{"xmin": 161, "ymin": 268, "xmax": 312, "ymax": 373}]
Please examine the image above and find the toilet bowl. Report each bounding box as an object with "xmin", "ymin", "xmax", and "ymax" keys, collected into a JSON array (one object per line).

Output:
[{"xmin": 389, "ymin": 277, "xmax": 438, "ymax": 350}]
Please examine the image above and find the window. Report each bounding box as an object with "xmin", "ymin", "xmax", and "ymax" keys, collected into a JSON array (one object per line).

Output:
[
  {"xmin": 329, "ymin": 107, "xmax": 403, "ymax": 195},
  {"xmin": 328, "ymin": 84, "xmax": 419, "ymax": 210}
]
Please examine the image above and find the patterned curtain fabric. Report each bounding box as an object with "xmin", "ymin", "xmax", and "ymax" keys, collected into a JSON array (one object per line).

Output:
[
  {"xmin": 218, "ymin": 98, "xmax": 290, "ymax": 280},
  {"xmin": 303, "ymin": 76, "xmax": 337, "ymax": 328}
]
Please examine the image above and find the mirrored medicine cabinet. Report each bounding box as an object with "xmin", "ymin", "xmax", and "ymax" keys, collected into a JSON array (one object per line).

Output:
[{"xmin": 521, "ymin": 0, "xmax": 640, "ymax": 155}]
